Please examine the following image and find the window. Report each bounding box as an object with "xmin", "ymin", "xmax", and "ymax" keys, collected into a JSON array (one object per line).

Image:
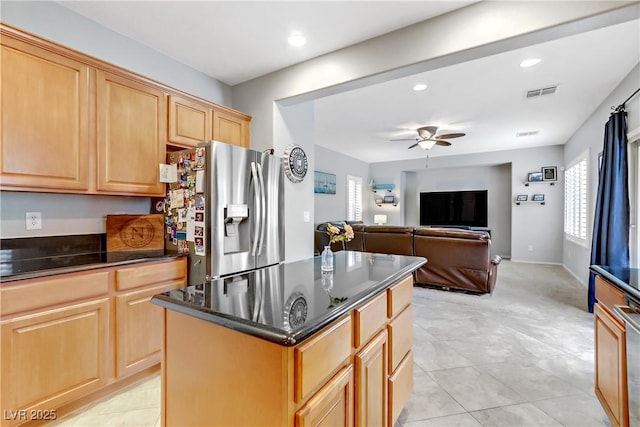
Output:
[
  {"xmin": 564, "ymin": 150, "xmax": 589, "ymax": 246},
  {"xmin": 630, "ymin": 137, "xmax": 639, "ymax": 267},
  {"xmin": 347, "ymin": 175, "xmax": 362, "ymax": 221}
]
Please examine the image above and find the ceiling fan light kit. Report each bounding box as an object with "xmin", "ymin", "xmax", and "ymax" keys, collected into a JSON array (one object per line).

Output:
[
  {"xmin": 418, "ymin": 140, "xmax": 436, "ymax": 150},
  {"xmin": 392, "ymin": 125, "xmax": 466, "ymax": 150}
]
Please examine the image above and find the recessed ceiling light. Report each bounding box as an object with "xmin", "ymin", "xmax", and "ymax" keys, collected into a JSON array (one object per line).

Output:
[
  {"xmin": 520, "ymin": 58, "xmax": 541, "ymax": 68},
  {"xmin": 288, "ymin": 32, "xmax": 306, "ymax": 47},
  {"xmin": 413, "ymin": 83, "xmax": 427, "ymax": 91}
]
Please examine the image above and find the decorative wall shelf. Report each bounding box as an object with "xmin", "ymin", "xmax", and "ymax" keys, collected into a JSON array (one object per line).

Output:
[
  {"xmin": 375, "ymin": 194, "xmax": 397, "ymax": 207},
  {"xmin": 515, "ymin": 200, "xmax": 546, "ymax": 205},
  {"xmin": 524, "ymin": 181, "xmax": 555, "ymax": 186},
  {"xmin": 372, "ymin": 183, "xmax": 395, "ymax": 192}
]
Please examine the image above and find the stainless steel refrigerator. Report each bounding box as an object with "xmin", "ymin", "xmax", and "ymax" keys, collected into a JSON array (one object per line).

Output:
[{"xmin": 165, "ymin": 141, "xmax": 284, "ymax": 285}]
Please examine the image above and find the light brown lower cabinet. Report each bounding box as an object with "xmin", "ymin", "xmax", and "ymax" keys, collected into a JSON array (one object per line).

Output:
[
  {"xmin": 388, "ymin": 351, "xmax": 414, "ymax": 425},
  {"xmin": 355, "ymin": 330, "xmax": 388, "ymax": 427},
  {"xmin": 1, "ymin": 299, "xmax": 110, "ymax": 419},
  {"xmin": 296, "ymin": 365, "xmax": 354, "ymax": 427},
  {"xmin": 0, "ymin": 258, "xmax": 186, "ymax": 427},
  {"xmin": 594, "ymin": 302, "xmax": 628, "ymax": 427},
  {"xmin": 115, "ymin": 282, "xmax": 180, "ymax": 378}
]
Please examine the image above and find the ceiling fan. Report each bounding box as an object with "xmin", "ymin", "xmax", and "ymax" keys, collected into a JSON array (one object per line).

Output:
[{"xmin": 391, "ymin": 126, "xmax": 466, "ymax": 150}]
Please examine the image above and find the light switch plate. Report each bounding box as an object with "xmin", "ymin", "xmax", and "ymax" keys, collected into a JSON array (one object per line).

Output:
[
  {"xmin": 303, "ymin": 211, "xmax": 310, "ymax": 222},
  {"xmin": 26, "ymin": 212, "xmax": 42, "ymax": 230}
]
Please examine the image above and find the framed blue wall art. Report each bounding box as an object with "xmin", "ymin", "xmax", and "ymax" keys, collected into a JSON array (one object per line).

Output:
[{"xmin": 314, "ymin": 171, "xmax": 336, "ymax": 194}]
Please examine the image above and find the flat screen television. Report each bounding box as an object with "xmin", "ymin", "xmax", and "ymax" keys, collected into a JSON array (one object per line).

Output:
[{"xmin": 419, "ymin": 190, "xmax": 488, "ymax": 227}]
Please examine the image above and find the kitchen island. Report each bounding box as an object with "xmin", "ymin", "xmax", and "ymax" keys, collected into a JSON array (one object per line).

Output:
[{"xmin": 152, "ymin": 251, "xmax": 425, "ymax": 427}]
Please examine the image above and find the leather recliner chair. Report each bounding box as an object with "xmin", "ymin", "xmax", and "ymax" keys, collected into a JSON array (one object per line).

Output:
[{"xmin": 413, "ymin": 228, "xmax": 501, "ymax": 294}]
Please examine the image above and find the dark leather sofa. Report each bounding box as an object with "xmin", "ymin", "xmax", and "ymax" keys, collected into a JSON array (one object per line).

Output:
[{"xmin": 314, "ymin": 221, "xmax": 501, "ymax": 294}]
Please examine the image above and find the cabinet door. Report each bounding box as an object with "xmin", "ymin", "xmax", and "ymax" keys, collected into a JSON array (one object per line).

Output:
[
  {"xmin": 96, "ymin": 70, "xmax": 165, "ymax": 195},
  {"xmin": 388, "ymin": 351, "xmax": 413, "ymax": 427},
  {"xmin": 0, "ymin": 36, "xmax": 89, "ymax": 191},
  {"xmin": 212, "ymin": 109, "xmax": 250, "ymax": 148},
  {"xmin": 295, "ymin": 365, "xmax": 354, "ymax": 427},
  {"xmin": 115, "ymin": 283, "xmax": 177, "ymax": 378},
  {"xmin": 355, "ymin": 330, "xmax": 388, "ymax": 427},
  {"xmin": 0, "ymin": 299, "xmax": 109, "ymax": 424},
  {"xmin": 594, "ymin": 303, "xmax": 629, "ymax": 427},
  {"xmin": 167, "ymin": 95, "xmax": 211, "ymax": 147}
]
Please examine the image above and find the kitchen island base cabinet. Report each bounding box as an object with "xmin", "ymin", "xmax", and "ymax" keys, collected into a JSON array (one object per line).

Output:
[{"xmin": 160, "ymin": 273, "xmax": 417, "ymax": 427}]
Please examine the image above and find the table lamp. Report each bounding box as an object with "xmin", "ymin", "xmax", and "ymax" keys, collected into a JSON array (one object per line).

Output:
[{"xmin": 374, "ymin": 215, "xmax": 387, "ymax": 225}]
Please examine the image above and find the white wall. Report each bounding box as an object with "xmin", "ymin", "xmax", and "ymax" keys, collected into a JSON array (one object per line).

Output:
[
  {"xmin": 314, "ymin": 146, "xmax": 370, "ymax": 224},
  {"xmin": 406, "ymin": 164, "xmax": 512, "ymax": 258},
  {"xmin": 369, "ymin": 145, "xmax": 564, "ymax": 263},
  {"xmin": 0, "ymin": 1, "xmax": 233, "ymax": 239},
  {"xmin": 274, "ymin": 103, "xmax": 316, "ymax": 262},
  {"xmin": 0, "ymin": 192, "xmax": 149, "ymax": 238},
  {"xmin": 563, "ymin": 64, "xmax": 640, "ymax": 284}
]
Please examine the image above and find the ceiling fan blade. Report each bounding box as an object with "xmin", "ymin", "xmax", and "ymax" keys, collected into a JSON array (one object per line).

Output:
[
  {"xmin": 435, "ymin": 132, "xmax": 465, "ymax": 139},
  {"xmin": 390, "ymin": 138, "xmax": 417, "ymax": 141},
  {"xmin": 417, "ymin": 126, "xmax": 438, "ymax": 138},
  {"xmin": 435, "ymin": 140, "xmax": 452, "ymax": 146},
  {"xmin": 407, "ymin": 142, "xmax": 419, "ymax": 149}
]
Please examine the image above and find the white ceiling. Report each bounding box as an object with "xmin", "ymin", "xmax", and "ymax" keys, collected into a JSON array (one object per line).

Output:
[{"xmin": 57, "ymin": 1, "xmax": 640, "ymax": 164}]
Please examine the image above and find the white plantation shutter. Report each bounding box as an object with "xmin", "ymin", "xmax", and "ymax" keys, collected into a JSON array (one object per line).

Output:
[
  {"xmin": 564, "ymin": 152, "xmax": 588, "ymax": 245},
  {"xmin": 347, "ymin": 175, "xmax": 362, "ymax": 221}
]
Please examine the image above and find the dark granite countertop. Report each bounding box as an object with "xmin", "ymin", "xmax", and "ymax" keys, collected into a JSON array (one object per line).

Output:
[
  {"xmin": 152, "ymin": 251, "xmax": 426, "ymax": 346},
  {"xmin": 590, "ymin": 265, "xmax": 640, "ymax": 303},
  {"xmin": 1, "ymin": 250, "xmax": 180, "ymax": 283}
]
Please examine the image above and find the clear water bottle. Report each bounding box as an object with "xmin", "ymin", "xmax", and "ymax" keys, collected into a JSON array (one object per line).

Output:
[{"xmin": 321, "ymin": 245, "xmax": 334, "ymax": 272}]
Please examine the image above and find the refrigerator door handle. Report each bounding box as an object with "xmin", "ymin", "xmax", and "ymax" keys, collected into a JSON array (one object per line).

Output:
[
  {"xmin": 256, "ymin": 162, "xmax": 267, "ymax": 255},
  {"xmin": 250, "ymin": 161, "xmax": 261, "ymax": 257}
]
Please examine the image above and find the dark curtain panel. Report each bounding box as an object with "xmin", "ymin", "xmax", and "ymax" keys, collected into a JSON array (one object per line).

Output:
[{"xmin": 588, "ymin": 110, "xmax": 630, "ymax": 312}]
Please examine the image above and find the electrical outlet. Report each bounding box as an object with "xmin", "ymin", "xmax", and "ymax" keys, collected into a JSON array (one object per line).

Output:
[{"xmin": 26, "ymin": 212, "xmax": 42, "ymax": 230}]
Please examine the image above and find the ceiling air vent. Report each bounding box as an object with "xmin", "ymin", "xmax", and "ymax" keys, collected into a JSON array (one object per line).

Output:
[
  {"xmin": 525, "ymin": 85, "xmax": 558, "ymax": 99},
  {"xmin": 516, "ymin": 130, "xmax": 539, "ymax": 137}
]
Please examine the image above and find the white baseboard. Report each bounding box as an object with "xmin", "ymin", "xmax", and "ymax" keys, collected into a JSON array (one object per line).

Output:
[{"xmin": 509, "ymin": 259, "xmax": 563, "ymax": 266}]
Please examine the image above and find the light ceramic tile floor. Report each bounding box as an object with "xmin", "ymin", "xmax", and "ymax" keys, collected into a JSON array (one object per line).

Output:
[{"xmin": 51, "ymin": 260, "xmax": 610, "ymax": 427}]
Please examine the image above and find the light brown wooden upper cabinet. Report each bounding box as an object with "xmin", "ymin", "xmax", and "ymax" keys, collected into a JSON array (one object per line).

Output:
[
  {"xmin": 96, "ymin": 70, "xmax": 165, "ymax": 195},
  {"xmin": 213, "ymin": 108, "xmax": 250, "ymax": 148},
  {"xmin": 167, "ymin": 95, "xmax": 212, "ymax": 148},
  {"xmin": 0, "ymin": 35, "xmax": 90, "ymax": 191}
]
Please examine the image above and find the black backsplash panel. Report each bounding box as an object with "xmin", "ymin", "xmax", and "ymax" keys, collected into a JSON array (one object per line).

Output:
[{"xmin": 0, "ymin": 234, "xmax": 106, "ymax": 276}]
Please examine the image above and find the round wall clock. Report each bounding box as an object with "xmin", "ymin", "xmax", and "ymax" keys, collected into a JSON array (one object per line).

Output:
[{"xmin": 283, "ymin": 144, "xmax": 308, "ymax": 183}]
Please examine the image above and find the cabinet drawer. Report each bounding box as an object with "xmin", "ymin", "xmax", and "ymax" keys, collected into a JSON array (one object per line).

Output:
[
  {"xmin": 387, "ymin": 276, "xmax": 413, "ymax": 319},
  {"xmin": 388, "ymin": 305, "xmax": 413, "ymax": 373},
  {"xmin": 294, "ymin": 316, "xmax": 351, "ymax": 402},
  {"xmin": 1, "ymin": 271, "xmax": 109, "ymax": 317},
  {"xmin": 115, "ymin": 258, "xmax": 186, "ymax": 291},
  {"xmin": 353, "ymin": 292, "xmax": 387, "ymax": 348},
  {"xmin": 595, "ymin": 275, "xmax": 625, "ymax": 319},
  {"xmin": 388, "ymin": 350, "xmax": 413, "ymax": 427}
]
